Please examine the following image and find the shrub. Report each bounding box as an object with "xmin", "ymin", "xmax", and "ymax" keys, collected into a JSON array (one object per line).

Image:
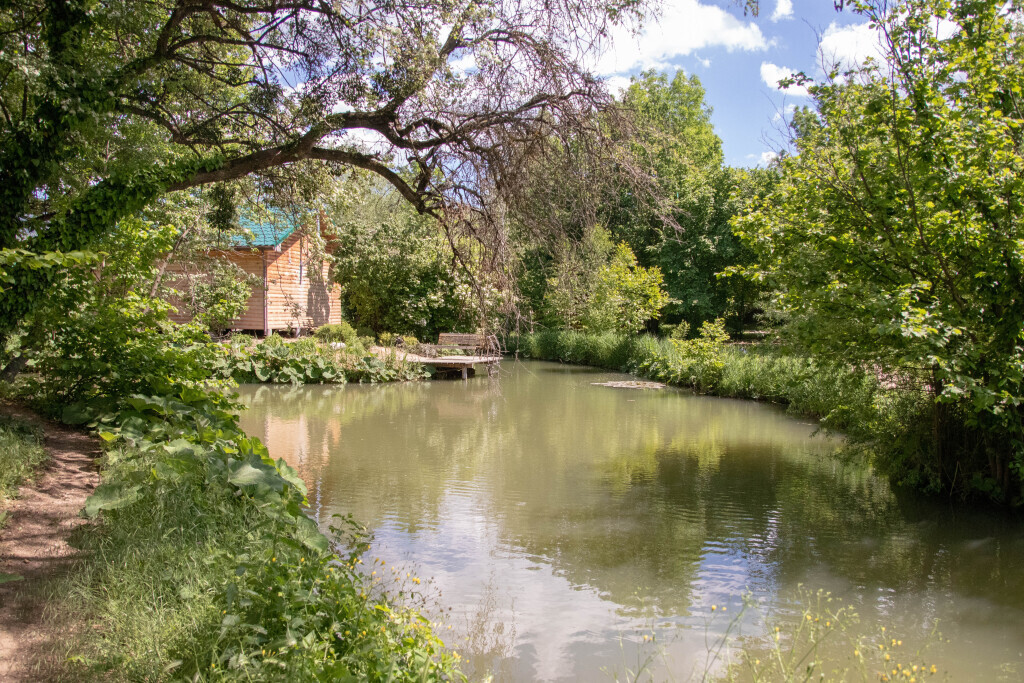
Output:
[{"xmin": 314, "ymin": 322, "xmax": 358, "ymax": 345}]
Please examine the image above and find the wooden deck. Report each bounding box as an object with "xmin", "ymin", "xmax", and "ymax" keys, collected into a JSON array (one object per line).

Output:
[{"xmin": 401, "ymin": 352, "xmax": 501, "ymax": 379}]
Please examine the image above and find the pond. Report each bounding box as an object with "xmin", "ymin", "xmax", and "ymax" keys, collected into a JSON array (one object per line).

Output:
[{"xmin": 236, "ymin": 360, "xmax": 1024, "ymax": 681}]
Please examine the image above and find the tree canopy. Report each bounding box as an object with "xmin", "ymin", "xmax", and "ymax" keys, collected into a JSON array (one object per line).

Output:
[
  {"xmin": 735, "ymin": 0, "xmax": 1024, "ymax": 499},
  {"xmin": 0, "ymin": 0, "xmax": 652, "ymax": 335}
]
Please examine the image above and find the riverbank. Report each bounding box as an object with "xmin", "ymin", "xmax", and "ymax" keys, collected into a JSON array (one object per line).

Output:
[
  {"xmin": 506, "ymin": 329, "xmax": 942, "ymax": 496},
  {"xmin": 0, "ymin": 384, "xmax": 463, "ymax": 681}
]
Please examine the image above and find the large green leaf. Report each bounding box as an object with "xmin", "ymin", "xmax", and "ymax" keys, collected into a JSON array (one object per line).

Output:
[
  {"xmin": 227, "ymin": 461, "xmax": 286, "ymax": 490},
  {"xmin": 84, "ymin": 483, "xmax": 143, "ymax": 517},
  {"xmin": 293, "ymin": 515, "xmax": 329, "ymax": 553}
]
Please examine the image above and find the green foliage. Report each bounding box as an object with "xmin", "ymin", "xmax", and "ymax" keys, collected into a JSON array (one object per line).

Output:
[
  {"xmin": 582, "ymin": 242, "xmax": 669, "ymax": 334},
  {"xmin": 202, "ymin": 336, "xmax": 423, "ymax": 385},
  {"xmin": 608, "ymin": 71, "xmax": 763, "ymax": 329},
  {"xmin": 56, "ymin": 386, "xmax": 463, "ymax": 681},
  {"xmin": 329, "ymin": 174, "xmax": 479, "ymax": 339},
  {"xmin": 669, "ymin": 318, "xmax": 730, "ymax": 391},
  {"xmin": 733, "ymin": 0, "xmax": 1024, "ymax": 503},
  {"xmin": 180, "ymin": 260, "xmax": 258, "ymax": 337},
  {"xmin": 541, "ymin": 231, "xmax": 668, "ymax": 333},
  {"xmin": 669, "ymin": 321, "xmax": 690, "ymax": 340},
  {"xmin": 314, "ymin": 322, "xmax": 359, "ymax": 346},
  {"xmin": 34, "ymin": 294, "xmax": 214, "ymax": 406}
]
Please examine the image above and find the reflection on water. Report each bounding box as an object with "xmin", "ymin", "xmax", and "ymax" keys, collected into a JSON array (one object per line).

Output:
[{"xmin": 237, "ymin": 361, "xmax": 1024, "ymax": 681}]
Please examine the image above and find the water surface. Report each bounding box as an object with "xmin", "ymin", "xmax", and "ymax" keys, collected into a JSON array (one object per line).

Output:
[{"xmin": 237, "ymin": 361, "xmax": 1024, "ymax": 681}]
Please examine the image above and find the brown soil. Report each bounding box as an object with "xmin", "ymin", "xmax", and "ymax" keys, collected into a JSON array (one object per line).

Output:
[{"xmin": 0, "ymin": 404, "xmax": 100, "ymax": 681}]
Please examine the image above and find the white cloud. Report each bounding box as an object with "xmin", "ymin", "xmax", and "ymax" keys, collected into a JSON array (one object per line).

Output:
[
  {"xmin": 605, "ymin": 75, "xmax": 631, "ymax": 96},
  {"xmin": 817, "ymin": 22, "xmax": 886, "ymax": 72},
  {"xmin": 771, "ymin": 0, "xmax": 793, "ymax": 22},
  {"xmin": 817, "ymin": 17, "xmax": 958, "ymax": 75},
  {"xmin": 760, "ymin": 62, "xmax": 810, "ymax": 97},
  {"xmin": 760, "ymin": 150, "xmax": 779, "ymax": 165},
  {"xmin": 596, "ymin": 0, "xmax": 769, "ymax": 75},
  {"xmin": 698, "ymin": 57, "xmax": 711, "ymax": 68}
]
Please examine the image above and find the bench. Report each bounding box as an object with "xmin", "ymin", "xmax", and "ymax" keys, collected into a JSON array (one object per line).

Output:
[{"xmin": 435, "ymin": 333, "xmax": 501, "ymax": 357}]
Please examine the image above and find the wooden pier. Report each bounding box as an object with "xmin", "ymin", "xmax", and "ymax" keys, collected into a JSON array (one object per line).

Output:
[
  {"xmin": 376, "ymin": 333, "xmax": 502, "ymax": 379},
  {"xmin": 403, "ymin": 352, "xmax": 500, "ymax": 379}
]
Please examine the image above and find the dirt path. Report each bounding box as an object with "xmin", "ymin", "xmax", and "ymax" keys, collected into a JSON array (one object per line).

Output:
[{"xmin": 0, "ymin": 404, "xmax": 100, "ymax": 681}]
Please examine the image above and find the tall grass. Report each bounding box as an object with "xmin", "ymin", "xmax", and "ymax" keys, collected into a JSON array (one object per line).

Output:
[{"xmin": 0, "ymin": 415, "xmax": 47, "ymax": 528}]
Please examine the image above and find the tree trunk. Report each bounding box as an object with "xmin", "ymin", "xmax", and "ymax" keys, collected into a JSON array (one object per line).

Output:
[{"xmin": 0, "ymin": 354, "xmax": 28, "ymax": 383}]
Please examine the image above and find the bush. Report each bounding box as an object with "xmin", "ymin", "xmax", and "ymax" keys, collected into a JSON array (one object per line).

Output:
[
  {"xmin": 33, "ymin": 294, "xmax": 214, "ymax": 406},
  {"xmin": 314, "ymin": 322, "xmax": 358, "ymax": 345},
  {"xmin": 199, "ymin": 335, "xmax": 423, "ymax": 385}
]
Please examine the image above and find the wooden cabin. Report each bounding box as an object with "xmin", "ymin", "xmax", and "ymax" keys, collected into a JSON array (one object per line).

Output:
[{"xmin": 166, "ymin": 213, "xmax": 343, "ymax": 335}]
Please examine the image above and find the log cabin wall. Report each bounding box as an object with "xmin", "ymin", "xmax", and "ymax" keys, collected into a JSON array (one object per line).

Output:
[
  {"xmin": 162, "ymin": 213, "xmax": 343, "ymax": 335},
  {"xmin": 265, "ymin": 233, "xmax": 343, "ymax": 333},
  {"xmin": 164, "ymin": 249, "xmax": 268, "ymax": 330}
]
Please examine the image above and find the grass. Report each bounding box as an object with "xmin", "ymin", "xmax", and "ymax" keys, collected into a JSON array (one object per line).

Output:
[
  {"xmin": 46, "ymin": 389, "xmax": 462, "ymax": 682},
  {"xmin": 0, "ymin": 414, "xmax": 48, "ymax": 529}
]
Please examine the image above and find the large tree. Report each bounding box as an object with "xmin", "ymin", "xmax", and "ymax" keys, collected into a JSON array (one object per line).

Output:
[
  {"xmin": 735, "ymin": 0, "xmax": 1024, "ymax": 501},
  {"xmin": 0, "ymin": 0, "xmax": 655, "ymax": 339},
  {"xmin": 609, "ymin": 70, "xmax": 759, "ymax": 330}
]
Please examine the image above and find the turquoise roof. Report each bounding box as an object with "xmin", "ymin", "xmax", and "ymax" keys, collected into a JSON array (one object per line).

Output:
[{"xmin": 232, "ymin": 212, "xmax": 301, "ymax": 248}]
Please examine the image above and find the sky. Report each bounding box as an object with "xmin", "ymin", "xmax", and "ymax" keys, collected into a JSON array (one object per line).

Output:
[{"xmin": 597, "ymin": 0, "xmax": 885, "ymax": 167}]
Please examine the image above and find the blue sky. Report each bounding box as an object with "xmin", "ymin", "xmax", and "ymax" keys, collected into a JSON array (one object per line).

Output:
[{"xmin": 598, "ymin": 0, "xmax": 885, "ymax": 167}]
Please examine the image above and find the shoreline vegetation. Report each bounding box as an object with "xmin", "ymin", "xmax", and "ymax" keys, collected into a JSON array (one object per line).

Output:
[
  {"xmin": 9, "ymin": 386, "xmax": 464, "ymax": 681},
  {"xmin": 0, "ymin": 322, "xmax": 460, "ymax": 681},
  {"xmin": 506, "ymin": 327, "xmax": 997, "ymax": 505}
]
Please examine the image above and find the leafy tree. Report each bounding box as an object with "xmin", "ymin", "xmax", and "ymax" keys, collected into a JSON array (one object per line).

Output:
[
  {"xmin": 611, "ymin": 71, "xmax": 757, "ymax": 330},
  {"xmin": 329, "ymin": 176, "xmax": 478, "ymax": 339},
  {"xmin": 583, "ymin": 242, "xmax": 669, "ymax": 334},
  {"xmin": 734, "ymin": 0, "xmax": 1024, "ymax": 501},
  {"xmin": 540, "ymin": 227, "xmax": 616, "ymax": 330},
  {"xmin": 541, "ymin": 229, "xmax": 667, "ymax": 333},
  {"xmin": 0, "ymin": 0, "xmax": 660, "ymax": 350}
]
